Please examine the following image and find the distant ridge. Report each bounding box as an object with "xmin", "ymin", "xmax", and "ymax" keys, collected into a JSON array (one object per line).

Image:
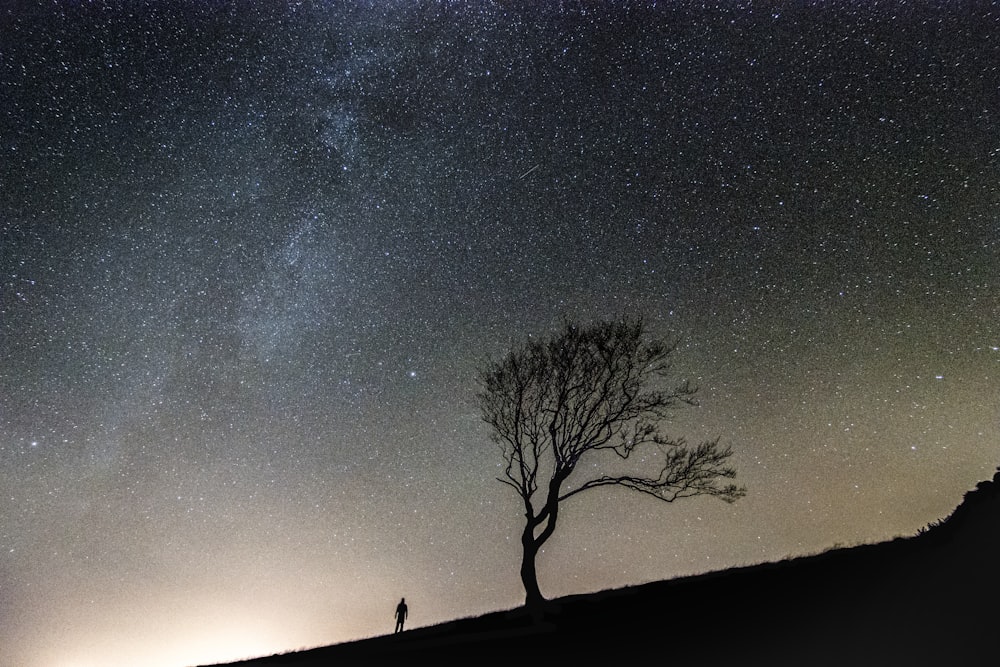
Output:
[{"xmin": 209, "ymin": 469, "xmax": 1000, "ymax": 667}]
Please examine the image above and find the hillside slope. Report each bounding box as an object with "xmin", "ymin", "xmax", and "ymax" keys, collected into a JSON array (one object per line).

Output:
[{"xmin": 210, "ymin": 468, "xmax": 1000, "ymax": 666}]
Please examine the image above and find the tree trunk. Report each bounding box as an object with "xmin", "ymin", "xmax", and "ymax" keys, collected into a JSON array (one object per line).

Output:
[
  {"xmin": 520, "ymin": 525, "xmax": 546, "ymax": 609},
  {"xmin": 520, "ymin": 487, "xmax": 563, "ymax": 610}
]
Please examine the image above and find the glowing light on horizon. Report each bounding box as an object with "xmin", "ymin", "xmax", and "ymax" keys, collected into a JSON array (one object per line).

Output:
[{"xmin": 40, "ymin": 602, "xmax": 312, "ymax": 667}]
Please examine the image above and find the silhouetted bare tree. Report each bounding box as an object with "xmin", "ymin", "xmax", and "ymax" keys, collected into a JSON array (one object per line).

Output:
[{"xmin": 477, "ymin": 317, "xmax": 745, "ymax": 608}]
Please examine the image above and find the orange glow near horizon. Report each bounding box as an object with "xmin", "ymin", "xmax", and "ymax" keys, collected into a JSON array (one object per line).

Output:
[{"xmin": 37, "ymin": 599, "xmax": 327, "ymax": 667}]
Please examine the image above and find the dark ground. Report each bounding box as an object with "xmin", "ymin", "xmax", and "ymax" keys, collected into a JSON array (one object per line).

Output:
[{"xmin": 208, "ymin": 469, "xmax": 1000, "ymax": 667}]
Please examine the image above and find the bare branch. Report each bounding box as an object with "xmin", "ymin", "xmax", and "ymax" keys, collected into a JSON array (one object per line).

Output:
[{"xmin": 559, "ymin": 439, "xmax": 746, "ymax": 504}]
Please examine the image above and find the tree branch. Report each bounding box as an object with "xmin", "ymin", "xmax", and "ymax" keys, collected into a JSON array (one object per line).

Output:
[{"xmin": 558, "ymin": 439, "xmax": 746, "ymax": 504}]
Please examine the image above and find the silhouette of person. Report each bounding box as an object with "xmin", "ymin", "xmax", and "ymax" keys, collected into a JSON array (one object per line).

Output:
[{"xmin": 394, "ymin": 597, "xmax": 408, "ymax": 633}]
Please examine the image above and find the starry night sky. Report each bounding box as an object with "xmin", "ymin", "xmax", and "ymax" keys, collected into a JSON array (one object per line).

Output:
[{"xmin": 2, "ymin": 2, "xmax": 999, "ymax": 666}]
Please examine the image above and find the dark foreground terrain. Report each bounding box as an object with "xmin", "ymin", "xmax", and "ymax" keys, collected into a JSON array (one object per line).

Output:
[{"xmin": 208, "ymin": 469, "xmax": 1000, "ymax": 667}]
